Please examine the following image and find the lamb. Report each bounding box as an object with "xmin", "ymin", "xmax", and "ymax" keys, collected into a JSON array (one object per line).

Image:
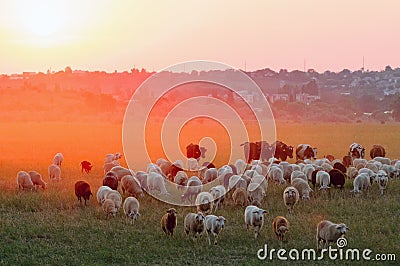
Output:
[
  {"xmin": 346, "ymin": 167, "xmax": 358, "ymax": 179},
  {"xmin": 244, "ymin": 205, "xmax": 268, "ymax": 239},
  {"xmin": 283, "ymin": 186, "xmax": 299, "ymax": 213},
  {"xmin": 121, "ymin": 175, "xmax": 144, "ymax": 198},
  {"xmin": 147, "ymin": 172, "xmax": 169, "ymax": 195},
  {"xmin": 202, "ymin": 168, "xmax": 218, "ymax": 184},
  {"xmin": 74, "ymin": 181, "xmax": 93, "ymax": 206},
  {"xmin": 181, "ymin": 176, "xmax": 202, "ymax": 204},
  {"xmin": 316, "ymin": 171, "xmax": 330, "ymax": 190},
  {"xmin": 103, "ymin": 171, "xmax": 119, "ymax": 190},
  {"xmin": 210, "ymin": 185, "xmax": 226, "ymax": 211},
  {"xmin": 102, "ymin": 199, "xmax": 117, "ymax": 218},
  {"xmin": 187, "ymin": 158, "xmax": 199, "ymax": 171},
  {"xmin": 174, "ymin": 170, "xmax": 188, "ymax": 190},
  {"xmin": 290, "ymin": 170, "xmax": 307, "ymax": 182},
  {"xmin": 205, "ymin": 215, "xmax": 226, "ymax": 245},
  {"xmin": 96, "ymin": 186, "xmax": 112, "ymax": 205},
  {"xmin": 316, "ymin": 220, "xmax": 348, "ymax": 250},
  {"xmin": 376, "ymin": 170, "xmax": 388, "ymax": 196},
  {"xmin": 53, "ymin": 152, "xmax": 64, "ymax": 167},
  {"xmin": 272, "ymin": 216, "xmax": 289, "ymax": 241},
  {"xmin": 17, "ymin": 171, "xmax": 34, "ymax": 191},
  {"xmin": 123, "ymin": 196, "xmax": 140, "ymax": 224},
  {"xmin": 351, "ymin": 173, "xmax": 371, "ymax": 193},
  {"xmin": 28, "ymin": 171, "xmax": 47, "ymax": 190},
  {"xmin": 161, "ymin": 208, "xmax": 177, "ymax": 236},
  {"xmin": 358, "ymin": 168, "xmax": 377, "ymax": 184},
  {"xmin": 105, "ymin": 152, "xmax": 122, "ymax": 163},
  {"xmin": 232, "ymin": 187, "xmax": 249, "ymax": 207},
  {"xmin": 328, "ymin": 169, "xmax": 346, "ymax": 188},
  {"xmin": 105, "ymin": 190, "xmax": 122, "ymax": 210},
  {"xmin": 267, "ymin": 166, "xmax": 286, "ymax": 184},
  {"xmin": 48, "ymin": 164, "xmax": 61, "ymax": 181},
  {"xmin": 184, "ymin": 212, "xmax": 205, "ymax": 241},
  {"xmin": 195, "ymin": 192, "xmax": 214, "ymax": 214},
  {"xmin": 247, "ymin": 182, "xmax": 264, "ymax": 206},
  {"xmin": 291, "ymin": 178, "xmax": 313, "ymax": 199}
]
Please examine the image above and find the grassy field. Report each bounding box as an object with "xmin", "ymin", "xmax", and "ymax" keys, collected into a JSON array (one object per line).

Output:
[{"xmin": 0, "ymin": 122, "xmax": 399, "ymax": 265}]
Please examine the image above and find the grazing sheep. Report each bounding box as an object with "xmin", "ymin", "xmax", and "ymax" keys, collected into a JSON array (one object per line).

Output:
[
  {"xmin": 291, "ymin": 178, "xmax": 313, "ymax": 200},
  {"xmin": 80, "ymin": 160, "xmax": 93, "ymax": 174},
  {"xmin": 53, "ymin": 152, "xmax": 64, "ymax": 167},
  {"xmin": 272, "ymin": 216, "xmax": 289, "ymax": 241},
  {"xmin": 314, "ymin": 158, "xmax": 330, "ymax": 167},
  {"xmin": 123, "ymin": 196, "xmax": 140, "ymax": 224},
  {"xmin": 184, "ymin": 212, "xmax": 205, "ymax": 241},
  {"xmin": 105, "ymin": 152, "xmax": 122, "ymax": 163},
  {"xmin": 210, "ymin": 185, "xmax": 226, "ymax": 211},
  {"xmin": 161, "ymin": 208, "xmax": 177, "ymax": 236},
  {"xmin": 351, "ymin": 173, "xmax": 371, "ymax": 193},
  {"xmin": 103, "ymin": 161, "xmax": 119, "ymax": 174},
  {"xmin": 244, "ymin": 205, "xmax": 268, "ymax": 239},
  {"xmin": 168, "ymin": 163, "xmax": 184, "ymax": 182},
  {"xmin": 202, "ymin": 168, "xmax": 218, "ymax": 184},
  {"xmin": 109, "ymin": 166, "xmax": 135, "ymax": 181},
  {"xmin": 373, "ymin": 156, "xmax": 391, "ymax": 165},
  {"xmin": 28, "ymin": 171, "xmax": 47, "ymax": 190},
  {"xmin": 187, "ymin": 158, "xmax": 199, "ymax": 171},
  {"xmin": 328, "ymin": 169, "xmax": 346, "ymax": 188},
  {"xmin": 353, "ymin": 158, "xmax": 367, "ymax": 169},
  {"xmin": 228, "ymin": 175, "xmax": 247, "ymax": 193},
  {"xmin": 290, "ymin": 170, "xmax": 307, "ymax": 182},
  {"xmin": 17, "ymin": 171, "xmax": 34, "ymax": 191},
  {"xmin": 380, "ymin": 164, "xmax": 399, "ymax": 179},
  {"xmin": 235, "ymin": 159, "xmax": 247, "ymax": 175},
  {"xmin": 147, "ymin": 163, "xmax": 164, "ymax": 176},
  {"xmin": 205, "ymin": 215, "xmax": 226, "ymax": 245},
  {"xmin": 250, "ymin": 174, "xmax": 268, "ymax": 193},
  {"xmin": 96, "ymin": 186, "xmax": 112, "ymax": 205},
  {"xmin": 376, "ymin": 170, "xmax": 388, "ymax": 196},
  {"xmin": 365, "ymin": 162, "xmax": 379, "ymax": 173},
  {"xmin": 267, "ymin": 166, "xmax": 286, "ymax": 185},
  {"xmin": 121, "ymin": 175, "xmax": 144, "ymax": 198},
  {"xmin": 303, "ymin": 164, "xmax": 316, "ymax": 182},
  {"xmin": 320, "ymin": 162, "xmax": 333, "ymax": 172},
  {"xmin": 147, "ymin": 172, "xmax": 169, "ymax": 195},
  {"xmin": 346, "ymin": 167, "xmax": 358, "ymax": 179},
  {"xmin": 283, "ymin": 186, "xmax": 299, "ymax": 213},
  {"xmin": 232, "ymin": 187, "xmax": 249, "ymax": 207},
  {"xmin": 174, "ymin": 170, "xmax": 188, "ymax": 190},
  {"xmin": 48, "ymin": 164, "xmax": 61, "ymax": 181},
  {"xmin": 316, "ymin": 171, "xmax": 330, "ymax": 190},
  {"xmin": 74, "ymin": 181, "xmax": 93, "ymax": 206},
  {"xmin": 135, "ymin": 171, "xmax": 148, "ymax": 190},
  {"xmin": 316, "ymin": 220, "xmax": 348, "ymax": 250},
  {"xmin": 247, "ymin": 182, "xmax": 264, "ymax": 206},
  {"xmin": 103, "ymin": 171, "xmax": 119, "ymax": 190},
  {"xmin": 358, "ymin": 168, "xmax": 377, "ymax": 184},
  {"xmin": 105, "ymin": 190, "xmax": 122, "ymax": 210},
  {"xmin": 156, "ymin": 158, "xmax": 172, "ymax": 176},
  {"xmin": 181, "ymin": 176, "xmax": 202, "ymax": 204},
  {"xmin": 102, "ymin": 199, "xmax": 117, "ymax": 218},
  {"xmin": 195, "ymin": 192, "xmax": 214, "ymax": 214}
]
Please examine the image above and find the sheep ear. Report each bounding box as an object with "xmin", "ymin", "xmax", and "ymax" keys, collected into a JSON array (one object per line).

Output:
[{"xmin": 262, "ymin": 210, "xmax": 267, "ymax": 214}]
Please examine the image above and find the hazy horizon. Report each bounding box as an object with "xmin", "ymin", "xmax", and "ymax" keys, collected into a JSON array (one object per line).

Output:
[{"xmin": 1, "ymin": 1, "xmax": 399, "ymax": 74}]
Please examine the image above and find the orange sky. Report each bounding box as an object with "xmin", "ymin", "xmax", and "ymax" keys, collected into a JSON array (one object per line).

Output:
[{"xmin": 1, "ymin": 0, "xmax": 399, "ymax": 74}]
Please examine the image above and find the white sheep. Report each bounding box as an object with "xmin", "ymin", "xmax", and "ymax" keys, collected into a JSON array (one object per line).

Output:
[
  {"xmin": 147, "ymin": 172, "xmax": 169, "ymax": 195},
  {"xmin": 48, "ymin": 164, "xmax": 61, "ymax": 181},
  {"xmin": 351, "ymin": 173, "xmax": 371, "ymax": 193},
  {"xmin": 195, "ymin": 192, "xmax": 214, "ymax": 214},
  {"xmin": 235, "ymin": 159, "xmax": 247, "ymax": 175},
  {"xmin": 291, "ymin": 178, "xmax": 313, "ymax": 199},
  {"xmin": 316, "ymin": 171, "xmax": 330, "ymax": 190},
  {"xmin": 173, "ymin": 160, "xmax": 184, "ymax": 169},
  {"xmin": 105, "ymin": 190, "xmax": 122, "ymax": 210},
  {"xmin": 28, "ymin": 170, "xmax": 47, "ymax": 190},
  {"xmin": 250, "ymin": 174, "xmax": 268, "ymax": 193},
  {"xmin": 314, "ymin": 158, "xmax": 330, "ymax": 166},
  {"xmin": 353, "ymin": 158, "xmax": 367, "ymax": 168},
  {"xmin": 203, "ymin": 168, "xmax": 218, "ymax": 184},
  {"xmin": 346, "ymin": 167, "xmax": 358, "ymax": 179},
  {"xmin": 17, "ymin": 171, "xmax": 34, "ymax": 191},
  {"xmin": 205, "ymin": 215, "xmax": 226, "ymax": 245},
  {"xmin": 302, "ymin": 164, "xmax": 316, "ymax": 182},
  {"xmin": 290, "ymin": 170, "xmax": 307, "ymax": 183},
  {"xmin": 316, "ymin": 220, "xmax": 348, "ymax": 250},
  {"xmin": 247, "ymin": 182, "xmax": 264, "ymax": 206},
  {"xmin": 181, "ymin": 176, "xmax": 202, "ymax": 204},
  {"xmin": 376, "ymin": 170, "xmax": 388, "ymax": 196},
  {"xmin": 251, "ymin": 164, "xmax": 263, "ymax": 175},
  {"xmin": 135, "ymin": 171, "xmax": 148, "ymax": 190},
  {"xmin": 110, "ymin": 166, "xmax": 135, "ymax": 181},
  {"xmin": 228, "ymin": 175, "xmax": 247, "ymax": 193},
  {"xmin": 174, "ymin": 170, "xmax": 188, "ymax": 190},
  {"xmin": 123, "ymin": 196, "xmax": 140, "ymax": 224},
  {"xmin": 283, "ymin": 186, "xmax": 299, "ymax": 213},
  {"xmin": 102, "ymin": 198, "xmax": 117, "ymax": 218},
  {"xmin": 267, "ymin": 166, "xmax": 285, "ymax": 185},
  {"xmin": 365, "ymin": 162, "xmax": 379, "ymax": 173},
  {"xmin": 187, "ymin": 158, "xmax": 199, "ymax": 171},
  {"xmin": 146, "ymin": 163, "xmax": 164, "ymax": 176},
  {"xmin": 320, "ymin": 162, "xmax": 333, "ymax": 172},
  {"xmin": 210, "ymin": 185, "xmax": 226, "ymax": 211},
  {"xmin": 380, "ymin": 164, "xmax": 399, "ymax": 179},
  {"xmin": 373, "ymin": 156, "xmax": 391, "ymax": 165},
  {"xmin": 105, "ymin": 152, "xmax": 122, "ymax": 163},
  {"xmin": 121, "ymin": 175, "xmax": 144, "ymax": 198},
  {"xmin": 96, "ymin": 186, "xmax": 112, "ymax": 205},
  {"xmin": 103, "ymin": 161, "xmax": 120, "ymax": 174},
  {"xmin": 184, "ymin": 212, "xmax": 205, "ymax": 241},
  {"xmin": 244, "ymin": 205, "xmax": 268, "ymax": 239},
  {"xmin": 358, "ymin": 168, "xmax": 377, "ymax": 183},
  {"xmin": 53, "ymin": 152, "xmax": 64, "ymax": 167}
]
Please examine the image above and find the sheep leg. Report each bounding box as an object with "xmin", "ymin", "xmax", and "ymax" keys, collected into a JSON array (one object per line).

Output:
[{"xmin": 213, "ymin": 233, "xmax": 218, "ymax": 245}]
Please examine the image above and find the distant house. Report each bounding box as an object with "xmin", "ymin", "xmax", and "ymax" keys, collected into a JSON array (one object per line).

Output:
[
  {"xmin": 269, "ymin": 93, "xmax": 289, "ymax": 103},
  {"xmin": 234, "ymin": 90, "xmax": 256, "ymax": 103}
]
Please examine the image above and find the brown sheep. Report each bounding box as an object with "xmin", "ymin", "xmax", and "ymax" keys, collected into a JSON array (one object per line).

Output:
[
  {"xmin": 121, "ymin": 175, "xmax": 144, "ymax": 198},
  {"xmin": 161, "ymin": 208, "xmax": 177, "ymax": 236},
  {"xmin": 103, "ymin": 171, "xmax": 118, "ymax": 190},
  {"xmin": 232, "ymin": 187, "xmax": 249, "ymax": 207},
  {"xmin": 74, "ymin": 181, "xmax": 93, "ymax": 206},
  {"xmin": 272, "ymin": 216, "xmax": 289, "ymax": 241}
]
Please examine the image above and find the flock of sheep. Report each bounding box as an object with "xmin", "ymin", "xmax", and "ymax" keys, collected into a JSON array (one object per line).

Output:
[{"xmin": 15, "ymin": 141, "xmax": 400, "ymax": 249}]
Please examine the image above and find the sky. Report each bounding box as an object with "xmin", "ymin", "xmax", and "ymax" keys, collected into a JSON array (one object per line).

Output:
[{"xmin": 0, "ymin": 0, "xmax": 399, "ymax": 74}]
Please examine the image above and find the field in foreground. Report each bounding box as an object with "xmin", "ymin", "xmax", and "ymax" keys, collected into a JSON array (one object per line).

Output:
[{"xmin": 0, "ymin": 122, "xmax": 399, "ymax": 265}]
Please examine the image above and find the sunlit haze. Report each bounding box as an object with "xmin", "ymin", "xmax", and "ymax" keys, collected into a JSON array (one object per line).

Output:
[{"xmin": 1, "ymin": 0, "xmax": 399, "ymax": 74}]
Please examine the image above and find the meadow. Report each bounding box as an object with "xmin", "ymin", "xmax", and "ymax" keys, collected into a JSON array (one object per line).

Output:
[{"xmin": 0, "ymin": 121, "xmax": 399, "ymax": 265}]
